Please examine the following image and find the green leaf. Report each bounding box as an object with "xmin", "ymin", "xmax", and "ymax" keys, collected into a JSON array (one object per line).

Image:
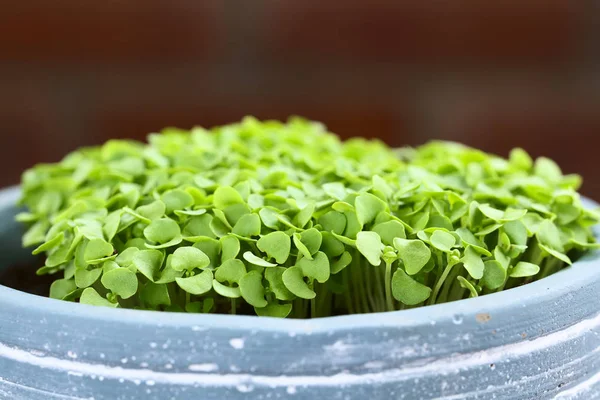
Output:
[
  {"xmin": 191, "ymin": 238, "xmax": 220, "ymax": 268},
  {"xmin": 294, "ymin": 203, "xmax": 315, "ymax": 228},
  {"xmin": 509, "ymin": 262, "xmax": 540, "ymax": 278},
  {"xmin": 144, "ymin": 218, "xmax": 181, "ymax": 244},
  {"xmin": 103, "ymin": 260, "xmax": 120, "ymax": 274},
  {"xmin": 223, "ymin": 203, "xmax": 251, "ymax": 226},
  {"xmin": 322, "ymin": 182, "xmax": 347, "ymax": 201},
  {"xmin": 503, "ymin": 220, "xmax": 528, "ymax": 247},
  {"xmin": 318, "ymin": 211, "xmax": 346, "ymax": 235},
  {"xmin": 429, "ymin": 230, "xmax": 456, "ymax": 253},
  {"xmin": 539, "ymin": 244, "xmax": 572, "ymax": 265},
  {"xmin": 212, "ymin": 279, "xmax": 241, "ymax": 298},
  {"xmin": 240, "ymin": 270, "xmax": 268, "ymax": 308},
  {"xmin": 155, "ymin": 260, "xmax": 184, "ymax": 284},
  {"xmin": 74, "ymin": 267, "xmax": 102, "ymax": 288},
  {"xmin": 171, "ymin": 246, "xmax": 210, "ymax": 272},
  {"xmin": 494, "ymin": 247, "xmax": 510, "ymax": 270},
  {"xmin": 32, "ymin": 232, "xmax": 64, "ymax": 255},
  {"xmin": 320, "ymin": 232, "xmax": 345, "ymax": 258},
  {"xmin": 343, "ymin": 210, "xmax": 362, "ymax": 239},
  {"xmin": 232, "ymin": 213, "xmax": 261, "ymax": 237},
  {"xmin": 140, "ymin": 282, "xmax": 171, "ymax": 307},
  {"xmin": 80, "ymin": 288, "xmax": 118, "ymax": 308},
  {"xmin": 455, "ymin": 227, "xmax": 491, "ymax": 256},
  {"xmin": 392, "ymin": 268, "xmax": 432, "ymax": 306},
  {"xmin": 162, "ymin": 189, "xmax": 194, "ymax": 213},
  {"xmin": 183, "ymin": 214, "xmax": 216, "ymax": 239},
  {"xmin": 257, "ymin": 231, "xmax": 291, "ymax": 264},
  {"xmin": 176, "ymin": 269, "xmax": 214, "ymax": 295},
  {"xmin": 84, "ymin": 238, "xmax": 114, "ymax": 264},
  {"xmin": 510, "ymin": 147, "xmax": 533, "ymax": 170},
  {"xmin": 220, "ymin": 235, "xmax": 241, "ymax": 262},
  {"xmin": 299, "ymin": 228, "xmax": 322, "ymax": 256},
  {"xmin": 103, "ymin": 210, "xmax": 122, "ymax": 241},
  {"xmin": 356, "ymin": 231, "xmax": 383, "ymax": 266},
  {"xmin": 132, "ymin": 249, "xmax": 164, "ymax": 281},
  {"xmin": 372, "ymin": 220, "xmax": 406, "ymax": 246},
  {"xmin": 258, "ymin": 207, "xmax": 280, "ymax": 229},
  {"xmin": 282, "ymin": 266, "xmax": 316, "ymax": 299},
  {"xmin": 536, "ymin": 220, "xmax": 565, "ymax": 252},
  {"xmin": 243, "ymin": 251, "xmax": 278, "ymax": 267},
  {"xmin": 457, "ymin": 276, "xmax": 479, "ymax": 298},
  {"xmin": 535, "ymin": 157, "xmax": 562, "ymax": 183},
  {"xmin": 215, "ymin": 259, "xmax": 247, "ymax": 284},
  {"xmin": 355, "ymin": 193, "xmax": 387, "ymax": 226},
  {"xmin": 49, "ymin": 278, "xmax": 77, "ymax": 300},
  {"xmin": 265, "ymin": 267, "xmax": 295, "ymax": 300},
  {"xmin": 175, "ymin": 208, "xmax": 207, "ymax": 217},
  {"xmin": 23, "ymin": 221, "xmax": 49, "ymax": 247},
  {"xmin": 481, "ymin": 260, "xmax": 506, "ymax": 290},
  {"xmin": 137, "ymin": 200, "xmax": 166, "ymax": 220},
  {"xmin": 296, "ymin": 251, "xmax": 330, "ymax": 283},
  {"xmin": 293, "ymin": 233, "xmax": 313, "ymax": 260},
  {"xmin": 331, "ymin": 251, "xmax": 352, "ymax": 274},
  {"xmin": 393, "ymin": 238, "xmax": 431, "ymax": 275},
  {"xmin": 213, "ymin": 186, "xmax": 244, "ymax": 209},
  {"xmin": 461, "ymin": 246, "xmax": 484, "ymax": 280},
  {"xmin": 101, "ymin": 268, "xmax": 138, "ymax": 299},
  {"xmin": 255, "ymin": 303, "xmax": 292, "ymax": 318}
]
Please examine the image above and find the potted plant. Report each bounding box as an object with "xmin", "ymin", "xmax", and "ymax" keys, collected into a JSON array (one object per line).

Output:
[{"xmin": 0, "ymin": 117, "xmax": 598, "ymax": 399}]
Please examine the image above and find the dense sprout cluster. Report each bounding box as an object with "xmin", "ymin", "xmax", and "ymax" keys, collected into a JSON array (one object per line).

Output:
[{"xmin": 18, "ymin": 117, "xmax": 599, "ymax": 318}]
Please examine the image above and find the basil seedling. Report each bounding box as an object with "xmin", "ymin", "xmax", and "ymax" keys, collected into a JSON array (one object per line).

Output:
[{"xmin": 18, "ymin": 118, "xmax": 598, "ymax": 317}]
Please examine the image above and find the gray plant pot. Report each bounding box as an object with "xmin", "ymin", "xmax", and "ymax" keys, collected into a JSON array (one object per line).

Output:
[{"xmin": 0, "ymin": 186, "xmax": 599, "ymax": 400}]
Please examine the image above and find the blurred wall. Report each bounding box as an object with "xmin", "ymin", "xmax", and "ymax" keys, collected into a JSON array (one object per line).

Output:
[{"xmin": 1, "ymin": 1, "xmax": 599, "ymax": 196}]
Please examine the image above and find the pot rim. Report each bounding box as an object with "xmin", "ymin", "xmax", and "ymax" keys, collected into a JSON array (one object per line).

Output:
[{"xmin": 1, "ymin": 185, "xmax": 599, "ymax": 333}]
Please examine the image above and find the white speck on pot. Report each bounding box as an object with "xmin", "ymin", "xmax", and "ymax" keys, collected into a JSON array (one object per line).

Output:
[
  {"xmin": 133, "ymin": 379, "xmax": 141, "ymax": 386},
  {"xmin": 68, "ymin": 371, "xmax": 83, "ymax": 377},
  {"xmin": 188, "ymin": 363, "xmax": 219, "ymax": 372},
  {"xmin": 452, "ymin": 314, "xmax": 464, "ymax": 325},
  {"xmin": 146, "ymin": 380, "xmax": 156, "ymax": 386},
  {"xmin": 149, "ymin": 342, "xmax": 157, "ymax": 348},
  {"xmin": 286, "ymin": 386, "xmax": 297, "ymax": 394},
  {"xmin": 191, "ymin": 326, "xmax": 207, "ymax": 332},
  {"xmin": 99, "ymin": 353, "xmax": 105, "ymax": 359},
  {"xmin": 324, "ymin": 340, "xmax": 351, "ymax": 354},
  {"xmin": 164, "ymin": 363, "xmax": 173, "ymax": 370},
  {"xmin": 67, "ymin": 351, "xmax": 77, "ymax": 359},
  {"xmin": 229, "ymin": 338, "xmax": 245, "ymax": 349},
  {"xmin": 140, "ymin": 362, "xmax": 149, "ymax": 368},
  {"xmin": 121, "ymin": 358, "xmax": 128, "ymax": 364},
  {"xmin": 236, "ymin": 384, "xmax": 254, "ymax": 393},
  {"xmin": 364, "ymin": 361, "xmax": 385, "ymax": 369}
]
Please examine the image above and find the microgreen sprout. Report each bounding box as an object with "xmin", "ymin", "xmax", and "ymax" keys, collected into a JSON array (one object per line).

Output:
[{"xmin": 18, "ymin": 117, "xmax": 599, "ymax": 318}]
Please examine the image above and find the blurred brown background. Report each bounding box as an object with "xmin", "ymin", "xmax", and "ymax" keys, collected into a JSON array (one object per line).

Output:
[{"xmin": 1, "ymin": 1, "xmax": 599, "ymax": 196}]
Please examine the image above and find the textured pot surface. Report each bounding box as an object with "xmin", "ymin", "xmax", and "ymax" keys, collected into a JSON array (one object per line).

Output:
[{"xmin": 0, "ymin": 186, "xmax": 599, "ymax": 400}]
